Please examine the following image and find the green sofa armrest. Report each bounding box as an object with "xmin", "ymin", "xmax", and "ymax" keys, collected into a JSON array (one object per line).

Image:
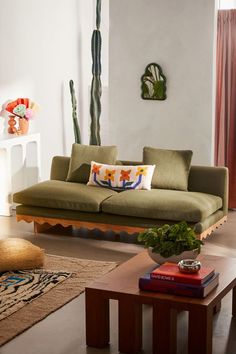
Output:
[
  {"xmin": 50, "ymin": 156, "xmax": 70, "ymax": 181},
  {"xmin": 188, "ymin": 165, "xmax": 228, "ymax": 215}
]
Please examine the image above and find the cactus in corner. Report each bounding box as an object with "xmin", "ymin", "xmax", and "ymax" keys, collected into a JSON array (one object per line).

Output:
[
  {"xmin": 89, "ymin": 0, "xmax": 102, "ymax": 146},
  {"xmin": 69, "ymin": 79, "xmax": 81, "ymax": 144}
]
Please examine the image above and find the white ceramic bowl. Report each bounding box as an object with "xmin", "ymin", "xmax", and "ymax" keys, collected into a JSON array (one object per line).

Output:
[{"xmin": 148, "ymin": 247, "xmax": 199, "ymax": 265}]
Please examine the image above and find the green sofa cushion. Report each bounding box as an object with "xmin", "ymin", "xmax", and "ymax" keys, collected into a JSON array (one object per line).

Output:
[
  {"xmin": 101, "ymin": 189, "xmax": 222, "ymax": 222},
  {"xmin": 66, "ymin": 144, "xmax": 118, "ymax": 183},
  {"xmin": 143, "ymin": 147, "xmax": 193, "ymax": 191},
  {"xmin": 13, "ymin": 180, "xmax": 117, "ymax": 213}
]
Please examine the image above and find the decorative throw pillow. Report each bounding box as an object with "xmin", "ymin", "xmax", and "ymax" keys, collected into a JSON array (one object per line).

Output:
[
  {"xmin": 143, "ymin": 147, "xmax": 193, "ymax": 191},
  {"xmin": 87, "ymin": 161, "xmax": 155, "ymax": 190},
  {"xmin": 66, "ymin": 144, "xmax": 118, "ymax": 183}
]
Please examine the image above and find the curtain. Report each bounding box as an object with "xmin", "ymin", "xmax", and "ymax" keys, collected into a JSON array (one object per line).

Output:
[{"xmin": 215, "ymin": 10, "xmax": 236, "ymax": 208}]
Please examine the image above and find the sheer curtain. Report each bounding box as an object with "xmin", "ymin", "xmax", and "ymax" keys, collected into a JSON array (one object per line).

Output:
[{"xmin": 215, "ymin": 10, "xmax": 236, "ymax": 208}]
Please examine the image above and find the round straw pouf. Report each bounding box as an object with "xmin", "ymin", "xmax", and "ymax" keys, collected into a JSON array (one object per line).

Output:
[{"xmin": 0, "ymin": 238, "xmax": 45, "ymax": 271}]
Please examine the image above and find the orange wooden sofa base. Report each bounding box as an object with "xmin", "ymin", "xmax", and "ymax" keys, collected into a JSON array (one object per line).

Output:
[{"xmin": 16, "ymin": 214, "xmax": 227, "ymax": 240}]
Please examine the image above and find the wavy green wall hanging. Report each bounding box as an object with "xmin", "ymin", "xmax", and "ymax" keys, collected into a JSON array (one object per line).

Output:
[{"xmin": 141, "ymin": 63, "xmax": 167, "ymax": 100}]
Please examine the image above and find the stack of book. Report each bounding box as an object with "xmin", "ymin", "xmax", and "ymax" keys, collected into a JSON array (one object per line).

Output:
[{"xmin": 139, "ymin": 262, "xmax": 219, "ymax": 298}]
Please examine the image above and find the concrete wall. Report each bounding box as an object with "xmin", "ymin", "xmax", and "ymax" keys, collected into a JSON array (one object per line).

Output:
[
  {"xmin": 109, "ymin": 0, "xmax": 217, "ymax": 165},
  {"xmin": 0, "ymin": 0, "xmax": 216, "ymax": 179},
  {"xmin": 0, "ymin": 0, "xmax": 82, "ymax": 179},
  {"xmin": 0, "ymin": 0, "xmax": 109, "ymax": 180}
]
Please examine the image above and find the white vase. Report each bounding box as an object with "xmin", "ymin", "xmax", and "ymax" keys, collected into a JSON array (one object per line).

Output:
[{"xmin": 148, "ymin": 247, "xmax": 199, "ymax": 265}]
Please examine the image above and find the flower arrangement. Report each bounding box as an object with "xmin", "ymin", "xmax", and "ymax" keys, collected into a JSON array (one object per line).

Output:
[
  {"xmin": 4, "ymin": 98, "xmax": 39, "ymax": 121},
  {"xmin": 2, "ymin": 98, "xmax": 39, "ymax": 135}
]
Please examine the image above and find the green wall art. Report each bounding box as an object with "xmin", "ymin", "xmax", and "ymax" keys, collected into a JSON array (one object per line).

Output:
[{"xmin": 141, "ymin": 63, "xmax": 167, "ymax": 100}]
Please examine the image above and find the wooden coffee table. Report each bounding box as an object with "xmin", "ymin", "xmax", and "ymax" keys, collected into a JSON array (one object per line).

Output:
[{"xmin": 85, "ymin": 251, "xmax": 236, "ymax": 354}]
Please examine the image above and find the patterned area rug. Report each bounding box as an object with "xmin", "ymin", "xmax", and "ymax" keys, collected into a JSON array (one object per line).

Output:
[
  {"xmin": 0, "ymin": 269, "xmax": 71, "ymax": 321},
  {"xmin": 0, "ymin": 254, "xmax": 117, "ymax": 347}
]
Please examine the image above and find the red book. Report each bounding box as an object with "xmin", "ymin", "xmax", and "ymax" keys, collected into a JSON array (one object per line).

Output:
[
  {"xmin": 139, "ymin": 272, "xmax": 219, "ymax": 298},
  {"xmin": 150, "ymin": 262, "xmax": 215, "ymax": 285}
]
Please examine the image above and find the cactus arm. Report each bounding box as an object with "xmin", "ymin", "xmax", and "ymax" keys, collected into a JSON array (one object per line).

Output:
[{"xmin": 69, "ymin": 80, "xmax": 81, "ymax": 144}]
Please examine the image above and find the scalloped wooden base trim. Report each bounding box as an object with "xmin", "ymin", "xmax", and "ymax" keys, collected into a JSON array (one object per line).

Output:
[
  {"xmin": 16, "ymin": 214, "xmax": 227, "ymax": 240},
  {"xmin": 196, "ymin": 215, "xmax": 227, "ymax": 240},
  {"xmin": 16, "ymin": 214, "xmax": 145, "ymax": 235}
]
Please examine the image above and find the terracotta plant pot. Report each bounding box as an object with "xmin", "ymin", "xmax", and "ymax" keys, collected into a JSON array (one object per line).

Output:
[{"xmin": 18, "ymin": 118, "xmax": 29, "ymax": 135}]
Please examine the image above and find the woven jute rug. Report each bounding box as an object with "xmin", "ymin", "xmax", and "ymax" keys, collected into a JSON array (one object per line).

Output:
[{"xmin": 0, "ymin": 254, "xmax": 117, "ymax": 347}]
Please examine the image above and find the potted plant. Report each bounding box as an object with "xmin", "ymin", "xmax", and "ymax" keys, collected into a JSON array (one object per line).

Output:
[{"xmin": 138, "ymin": 221, "xmax": 203, "ymax": 264}]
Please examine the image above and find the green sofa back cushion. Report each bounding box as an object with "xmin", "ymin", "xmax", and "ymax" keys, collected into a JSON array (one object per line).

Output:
[
  {"xmin": 66, "ymin": 144, "xmax": 118, "ymax": 183},
  {"xmin": 143, "ymin": 147, "xmax": 193, "ymax": 191}
]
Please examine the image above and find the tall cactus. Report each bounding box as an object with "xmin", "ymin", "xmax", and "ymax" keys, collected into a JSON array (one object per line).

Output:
[
  {"xmin": 89, "ymin": 0, "xmax": 102, "ymax": 146},
  {"xmin": 69, "ymin": 79, "xmax": 81, "ymax": 144}
]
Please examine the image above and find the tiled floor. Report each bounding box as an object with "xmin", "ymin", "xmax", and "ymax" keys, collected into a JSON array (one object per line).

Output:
[{"xmin": 0, "ymin": 211, "xmax": 236, "ymax": 354}]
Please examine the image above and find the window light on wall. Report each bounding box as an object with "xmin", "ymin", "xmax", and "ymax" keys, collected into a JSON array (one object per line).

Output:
[{"xmin": 219, "ymin": 0, "xmax": 236, "ymax": 9}]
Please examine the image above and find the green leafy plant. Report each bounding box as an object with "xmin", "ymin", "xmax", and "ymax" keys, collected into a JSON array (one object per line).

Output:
[{"xmin": 138, "ymin": 221, "xmax": 203, "ymax": 258}]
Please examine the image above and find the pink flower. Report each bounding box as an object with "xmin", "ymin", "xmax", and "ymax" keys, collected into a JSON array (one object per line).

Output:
[{"xmin": 25, "ymin": 108, "xmax": 34, "ymax": 120}]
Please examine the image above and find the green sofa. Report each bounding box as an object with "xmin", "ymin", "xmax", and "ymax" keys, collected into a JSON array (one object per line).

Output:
[{"xmin": 13, "ymin": 156, "xmax": 228, "ymax": 240}]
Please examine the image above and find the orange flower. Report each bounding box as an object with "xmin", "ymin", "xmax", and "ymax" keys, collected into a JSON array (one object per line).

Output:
[
  {"xmin": 92, "ymin": 164, "xmax": 102, "ymax": 174},
  {"xmin": 120, "ymin": 169, "xmax": 131, "ymax": 181},
  {"xmin": 136, "ymin": 166, "xmax": 147, "ymax": 176},
  {"xmin": 104, "ymin": 169, "xmax": 116, "ymax": 182}
]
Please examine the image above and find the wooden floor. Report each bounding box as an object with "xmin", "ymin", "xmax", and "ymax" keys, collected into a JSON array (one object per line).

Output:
[{"xmin": 1, "ymin": 211, "xmax": 236, "ymax": 354}]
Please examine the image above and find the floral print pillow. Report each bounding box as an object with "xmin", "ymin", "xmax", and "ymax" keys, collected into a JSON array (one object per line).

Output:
[{"xmin": 87, "ymin": 161, "xmax": 155, "ymax": 190}]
